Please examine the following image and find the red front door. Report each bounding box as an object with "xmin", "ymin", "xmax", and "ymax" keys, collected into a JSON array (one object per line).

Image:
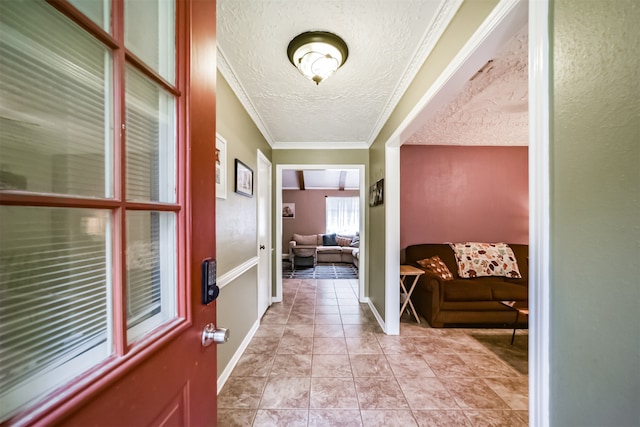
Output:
[
  {"xmin": 0, "ymin": 1, "xmax": 218, "ymax": 425},
  {"xmin": 56, "ymin": 2, "xmax": 219, "ymax": 426}
]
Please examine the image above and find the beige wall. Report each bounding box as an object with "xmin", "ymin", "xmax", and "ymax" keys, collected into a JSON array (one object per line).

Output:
[
  {"xmin": 215, "ymin": 71, "xmax": 272, "ymax": 377},
  {"xmin": 282, "ymin": 189, "xmax": 359, "ymax": 251},
  {"xmin": 550, "ymin": 0, "xmax": 640, "ymax": 424},
  {"xmin": 273, "ymin": 149, "xmax": 368, "ymax": 166},
  {"xmin": 367, "ymin": 0, "xmax": 500, "ymax": 320}
]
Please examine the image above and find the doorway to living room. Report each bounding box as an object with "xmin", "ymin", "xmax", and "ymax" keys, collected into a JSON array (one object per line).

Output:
[
  {"xmin": 384, "ymin": 0, "xmax": 549, "ymax": 423},
  {"xmin": 274, "ymin": 164, "xmax": 366, "ymax": 305}
]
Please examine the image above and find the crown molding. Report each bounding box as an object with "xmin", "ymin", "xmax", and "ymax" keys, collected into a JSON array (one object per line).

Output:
[
  {"xmin": 365, "ymin": 0, "xmax": 464, "ymax": 147},
  {"xmin": 272, "ymin": 141, "xmax": 369, "ymax": 150},
  {"xmin": 217, "ymin": 47, "xmax": 275, "ymax": 147}
]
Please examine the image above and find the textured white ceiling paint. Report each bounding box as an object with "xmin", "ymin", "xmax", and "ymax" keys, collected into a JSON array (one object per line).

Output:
[
  {"xmin": 407, "ymin": 25, "xmax": 529, "ymax": 146},
  {"xmin": 217, "ymin": 0, "xmax": 462, "ymax": 148}
]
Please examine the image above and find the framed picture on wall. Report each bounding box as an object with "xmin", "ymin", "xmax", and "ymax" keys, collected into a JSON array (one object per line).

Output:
[
  {"xmin": 215, "ymin": 134, "xmax": 227, "ymax": 199},
  {"xmin": 234, "ymin": 159, "xmax": 253, "ymax": 197},
  {"xmin": 282, "ymin": 202, "xmax": 295, "ymax": 219},
  {"xmin": 369, "ymin": 178, "xmax": 384, "ymax": 207}
]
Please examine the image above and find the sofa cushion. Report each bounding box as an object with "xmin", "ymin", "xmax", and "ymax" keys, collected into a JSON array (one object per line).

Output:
[
  {"xmin": 504, "ymin": 277, "xmax": 528, "ymax": 287},
  {"xmin": 293, "ymin": 233, "xmax": 318, "ymax": 246},
  {"xmin": 442, "ymin": 281, "xmax": 493, "ymax": 301},
  {"xmin": 317, "ymin": 246, "xmax": 342, "ymax": 254},
  {"xmin": 490, "ymin": 282, "xmax": 528, "ymax": 301},
  {"xmin": 449, "ymin": 242, "xmax": 522, "ymax": 279},
  {"xmin": 322, "ymin": 233, "xmax": 338, "ymax": 246},
  {"xmin": 416, "ymin": 256, "xmax": 453, "ymax": 281}
]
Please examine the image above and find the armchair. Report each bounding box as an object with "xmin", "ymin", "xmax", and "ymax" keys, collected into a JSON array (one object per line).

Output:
[{"xmin": 290, "ymin": 246, "xmax": 317, "ymax": 271}]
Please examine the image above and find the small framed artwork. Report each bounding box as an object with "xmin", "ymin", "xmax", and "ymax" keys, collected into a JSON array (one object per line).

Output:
[
  {"xmin": 369, "ymin": 178, "xmax": 384, "ymax": 207},
  {"xmin": 282, "ymin": 202, "xmax": 295, "ymax": 219},
  {"xmin": 215, "ymin": 134, "xmax": 227, "ymax": 199},
  {"xmin": 234, "ymin": 159, "xmax": 253, "ymax": 197}
]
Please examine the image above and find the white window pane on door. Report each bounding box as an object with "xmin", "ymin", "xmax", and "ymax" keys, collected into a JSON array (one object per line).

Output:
[
  {"xmin": 0, "ymin": 1, "xmax": 113, "ymax": 198},
  {"xmin": 126, "ymin": 211, "xmax": 176, "ymax": 343},
  {"xmin": 125, "ymin": 65, "xmax": 176, "ymax": 203},
  {"xmin": 124, "ymin": 0, "xmax": 175, "ymax": 84},
  {"xmin": 68, "ymin": 0, "xmax": 111, "ymax": 32},
  {"xmin": 0, "ymin": 207, "xmax": 112, "ymax": 420}
]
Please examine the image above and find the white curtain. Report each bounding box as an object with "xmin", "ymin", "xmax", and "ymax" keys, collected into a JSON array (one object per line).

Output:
[{"xmin": 326, "ymin": 197, "xmax": 359, "ymax": 235}]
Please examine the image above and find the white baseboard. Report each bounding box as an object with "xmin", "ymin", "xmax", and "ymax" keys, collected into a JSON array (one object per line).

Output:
[
  {"xmin": 366, "ymin": 298, "xmax": 389, "ymax": 335},
  {"xmin": 217, "ymin": 318, "xmax": 260, "ymax": 394}
]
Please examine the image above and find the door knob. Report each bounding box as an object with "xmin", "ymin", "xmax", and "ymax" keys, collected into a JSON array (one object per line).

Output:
[
  {"xmin": 259, "ymin": 245, "xmax": 265, "ymax": 250},
  {"xmin": 202, "ymin": 323, "xmax": 229, "ymax": 346}
]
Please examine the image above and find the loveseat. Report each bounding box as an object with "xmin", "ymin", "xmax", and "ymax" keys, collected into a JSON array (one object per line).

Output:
[
  {"xmin": 405, "ymin": 243, "xmax": 528, "ymax": 327},
  {"xmin": 289, "ymin": 233, "xmax": 360, "ymax": 268}
]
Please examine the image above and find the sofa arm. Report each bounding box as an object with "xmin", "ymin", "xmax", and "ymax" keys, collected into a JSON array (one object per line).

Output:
[
  {"xmin": 419, "ymin": 269, "xmax": 445, "ymax": 301},
  {"xmin": 410, "ymin": 267, "xmax": 445, "ymax": 326}
]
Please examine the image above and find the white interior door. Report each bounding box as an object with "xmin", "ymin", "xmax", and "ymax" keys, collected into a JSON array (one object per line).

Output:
[{"xmin": 257, "ymin": 150, "xmax": 272, "ymax": 318}]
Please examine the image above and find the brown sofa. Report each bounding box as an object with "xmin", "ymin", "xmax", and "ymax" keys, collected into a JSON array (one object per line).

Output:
[{"xmin": 405, "ymin": 243, "xmax": 528, "ymax": 327}]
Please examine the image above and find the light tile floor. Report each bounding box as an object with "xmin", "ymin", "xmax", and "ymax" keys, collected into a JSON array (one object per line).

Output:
[{"xmin": 218, "ymin": 279, "xmax": 528, "ymax": 426}]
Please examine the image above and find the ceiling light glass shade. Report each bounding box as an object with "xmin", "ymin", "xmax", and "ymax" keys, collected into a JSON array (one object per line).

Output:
[{"xmin": 287, "ymin": 31, "xmax": 349, "ymax": 85}]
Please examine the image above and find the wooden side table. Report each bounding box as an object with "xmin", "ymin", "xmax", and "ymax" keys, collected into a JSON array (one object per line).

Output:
[
  {"xmin": 400, "ymin": 265, "xmax": 424, "ymax": 323},
  {"xmin": 500, "ymin": 300, "xmax": 529, "ymax": 345}
]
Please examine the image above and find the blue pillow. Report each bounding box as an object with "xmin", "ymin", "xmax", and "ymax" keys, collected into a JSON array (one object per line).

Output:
[{"xmin": 322, "ymin": 233, "xmax": 338, "ymax": 246}]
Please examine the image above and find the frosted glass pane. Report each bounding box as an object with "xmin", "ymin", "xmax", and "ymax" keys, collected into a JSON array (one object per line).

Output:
[
  {"xmin": 125, "ymin": 0, "xmax": 175, "ymax": 83},
  {"xmin": 68, "ymin": 0, "xmax": 111, "ymax": 32},
  {"xmin": 125, "ymin": 65, "xmax": 176, "ymax": 203},
  {"xmin": 0, "ymin": 206, "xmax": 111, "ymax": 419},
  {"xmin": 0, "ymin": 1, "xmax": 113, "ymax": 198},
  {"xmin": 126, "ymin": 211, "xmax": 176, "ymax": 343}
]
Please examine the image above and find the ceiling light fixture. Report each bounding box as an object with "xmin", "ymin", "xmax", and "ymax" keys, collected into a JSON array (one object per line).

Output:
[{"xmin": 287, "ymin": 31, "xmax": 349, "ymax": 85}]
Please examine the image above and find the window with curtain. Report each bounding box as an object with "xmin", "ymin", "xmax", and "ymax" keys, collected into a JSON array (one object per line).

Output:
[
  {"xmin": 0, "ymin": 0, "xmax": 179, "ymax": 420},
  {"xmin": 326, "ymin": 197, "xmax": 359, "ymax": 235}
]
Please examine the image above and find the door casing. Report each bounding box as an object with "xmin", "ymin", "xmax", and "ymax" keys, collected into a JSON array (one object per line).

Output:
[
  {"xmin": 257, "ymin": 149, "xmax": 272, "ymax": 318},
  {"xmin": 274, "ymin": 164, "xmax": 366, "ymax": 304}
]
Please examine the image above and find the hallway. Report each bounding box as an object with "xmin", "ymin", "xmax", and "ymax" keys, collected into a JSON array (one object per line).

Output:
[{"xmin": 218, "ymin": 279, "xmax": 528, "ymax": 426}]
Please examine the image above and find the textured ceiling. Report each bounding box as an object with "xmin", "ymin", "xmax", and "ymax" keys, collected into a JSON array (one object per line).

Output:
[
  {"xmin": 406, "ymin": 25, "xmax": 529, "ymax": 146},
  {"xmin": 217, "ymin": 0, "xmax": 462, "ymax": 149}
]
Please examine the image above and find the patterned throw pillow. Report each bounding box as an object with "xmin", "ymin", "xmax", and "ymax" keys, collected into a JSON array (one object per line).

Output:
[
  {"xmin": 449, "ymin": 242, "xmax": 522, "ymax": 278},
  {"xmin": 416, "ymin": 256, "xmax": 454, "ymax": 281},
  {"xmin": 336, "ymin": 235, "xmax": 353, "ymax": 247},
  {"xmin": 350, "ymin": 232, "xmax": 360, "ymax": 247}
]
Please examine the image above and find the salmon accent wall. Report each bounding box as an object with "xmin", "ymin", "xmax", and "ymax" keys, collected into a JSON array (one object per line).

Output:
[
  {"xmin": 400, "ymin": 145, "xmax": 528, "ymax": 250},
  {"xmin": 282, "ymin": 189, "xmax": 359, "ymax": 252}
]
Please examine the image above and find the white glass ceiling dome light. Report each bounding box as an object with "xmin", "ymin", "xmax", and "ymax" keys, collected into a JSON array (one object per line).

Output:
[{"xmin": 287, "ymin": 31, "xmax": 349, "ymax": 85}]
